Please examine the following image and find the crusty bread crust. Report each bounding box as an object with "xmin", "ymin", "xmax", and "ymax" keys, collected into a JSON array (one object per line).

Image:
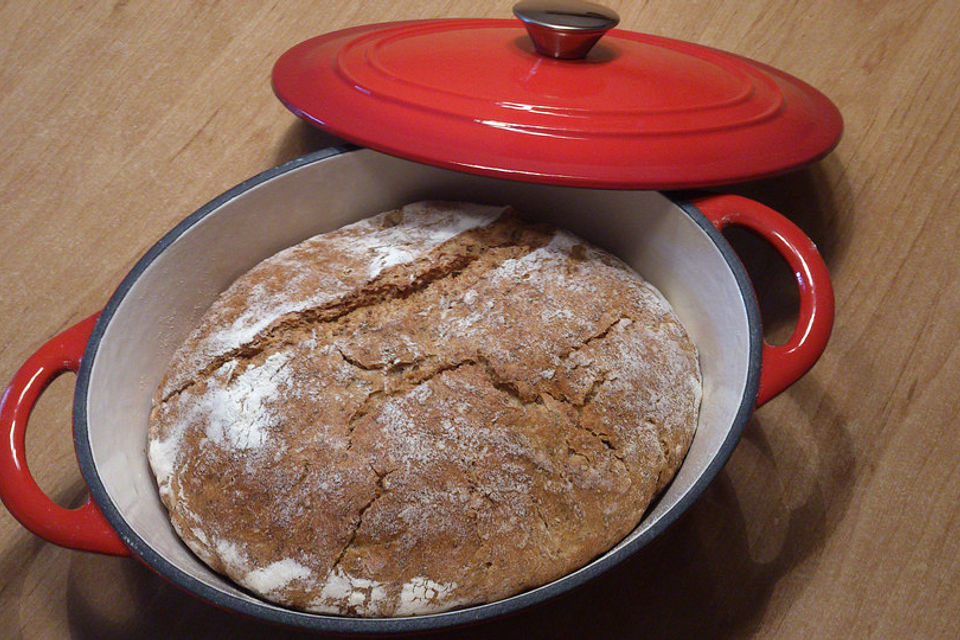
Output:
[{"xmin": 148, "ymin": 201, "xmax": 701, "ymax": 616}]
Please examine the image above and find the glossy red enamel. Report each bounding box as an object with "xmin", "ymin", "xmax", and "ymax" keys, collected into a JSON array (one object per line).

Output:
[
  {"xmin": 694, "ymin": 194, "xmax": 835, "ymax": 407},
  {"xmin": 0, "ymin": 313, "xmax": 129, "ymax": 556},
  {"xmin": 273, "ymin": 19, "xmax": 842, "ymax": 188}
]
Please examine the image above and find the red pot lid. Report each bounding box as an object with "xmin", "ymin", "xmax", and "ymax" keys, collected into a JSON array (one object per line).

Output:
[{"xmin": 272, "ymin": 9, "xmax": 842, "ymax": 189}]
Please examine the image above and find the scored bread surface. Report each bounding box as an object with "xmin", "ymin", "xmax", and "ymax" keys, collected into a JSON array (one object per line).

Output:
[{"xmin": 148, "ymin": 201, "xmax": 701, "ymax": 617}]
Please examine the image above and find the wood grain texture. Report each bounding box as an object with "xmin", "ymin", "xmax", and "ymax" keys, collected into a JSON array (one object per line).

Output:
[{"xmin": 1, "ymin": 1, "xmax": 958, "ymax": 637}]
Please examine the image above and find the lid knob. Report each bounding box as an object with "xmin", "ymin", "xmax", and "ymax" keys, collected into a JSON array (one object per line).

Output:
[{"xmin": 513, "ymin": 0, "xmax": 620, "ymax": 60}]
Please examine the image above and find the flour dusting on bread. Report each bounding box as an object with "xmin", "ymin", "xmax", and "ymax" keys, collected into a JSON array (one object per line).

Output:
[{"xmin": 148, "ymin": 201, "xmax": 701, "ymax": 616}]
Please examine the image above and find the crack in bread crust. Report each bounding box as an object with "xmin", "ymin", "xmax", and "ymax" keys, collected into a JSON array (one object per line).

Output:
[
  {"xmin": 160, "ymin": 255, "xmax": 480, "ymax": 403},
  {"xmin": 159, "ymin": 218, "xmax": 554, "ymax": 404},
  {"xmin": 330, "ymin": 466, "xmax": 389, "ymax": 573}
]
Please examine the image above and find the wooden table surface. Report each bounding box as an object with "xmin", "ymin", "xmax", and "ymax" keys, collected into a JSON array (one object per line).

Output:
[{"xmin": 2, "ymin": 1, "xmax": 958, "ymax": 638}]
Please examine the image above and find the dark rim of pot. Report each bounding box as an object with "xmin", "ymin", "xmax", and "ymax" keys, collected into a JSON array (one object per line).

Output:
[{"xmin": 73, "ymin": 146, "xmax": 762, "ymax": 635}]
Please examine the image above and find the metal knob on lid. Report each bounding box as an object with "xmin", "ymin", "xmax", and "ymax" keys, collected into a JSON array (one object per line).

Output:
[{"xmin": 513, "ymin": 0, "xmax": 620, "ymax": 59}]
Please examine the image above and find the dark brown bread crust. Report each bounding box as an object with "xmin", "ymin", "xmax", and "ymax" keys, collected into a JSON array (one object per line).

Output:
[{"xmin": 148, "ymin": 201, "xmax": 701, "ymax": 616}]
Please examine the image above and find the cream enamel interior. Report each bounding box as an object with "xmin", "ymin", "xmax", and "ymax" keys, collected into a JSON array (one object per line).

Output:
[{"xmin": 84, "ymin": 148, "xmax": 752, "ymax": 612}]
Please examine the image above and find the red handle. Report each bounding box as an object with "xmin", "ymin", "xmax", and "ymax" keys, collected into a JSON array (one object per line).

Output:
[
  {"xmin": 0, "ymin": 313, "xmax": 128, "ymax": 555},
  {"xmin": 692, "ymin": 194, "xmax": 835, "ymax": 407}
]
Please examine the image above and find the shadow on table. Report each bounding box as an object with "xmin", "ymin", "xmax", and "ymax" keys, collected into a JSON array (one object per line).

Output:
[
  {"xmin": 0, "ymin": 482, "xmax": 84, "ymax": 640},
  {"xmin": 0, "ymin": 533, "xmax": 48, "ymax": 639}
]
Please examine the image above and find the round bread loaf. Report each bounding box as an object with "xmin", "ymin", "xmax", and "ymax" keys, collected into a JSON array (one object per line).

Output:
[{"xmin": 148, "ymin": 201, "xmax": 701, "ymax": 617}]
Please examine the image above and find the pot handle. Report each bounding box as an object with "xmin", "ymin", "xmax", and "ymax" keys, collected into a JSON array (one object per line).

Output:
[
  {"xmin": 0, "ymin": 313, "xmax": 129, "ymax": 555},
  {"xmin": 691, "ymin": 194, "xmax": 835, "ymax": 407}
]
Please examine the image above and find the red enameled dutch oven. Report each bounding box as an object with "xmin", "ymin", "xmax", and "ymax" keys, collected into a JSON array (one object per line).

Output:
[{"xmin": 0, "ymin": 2, "xmax": 839, "ymax": 634}]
